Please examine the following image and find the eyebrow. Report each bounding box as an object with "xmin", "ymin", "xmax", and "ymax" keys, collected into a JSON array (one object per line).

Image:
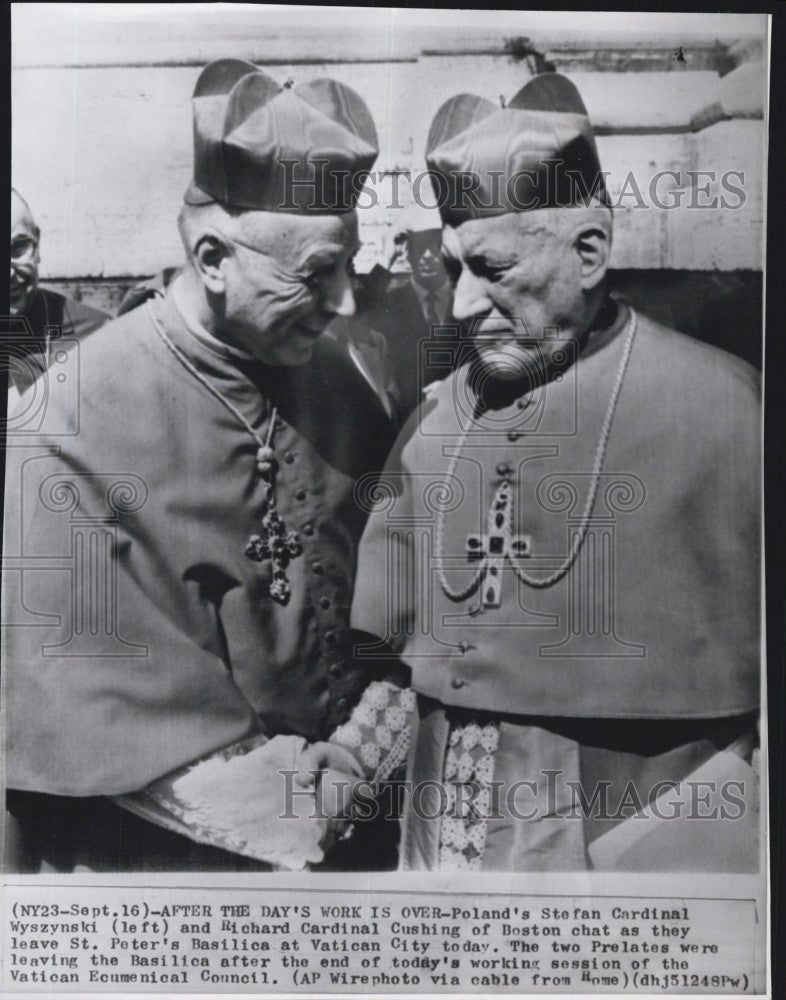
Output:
[
  {"xmin": 444, "ymin": 232, "xmax": 515, "ymax": 267},
  {"xmin": 299, "ymin": 241, "xmax": 361, "ymax": 270},
  {"xmin": 466, "ymin": 251, "xmax": 516, "ymax": 268}
]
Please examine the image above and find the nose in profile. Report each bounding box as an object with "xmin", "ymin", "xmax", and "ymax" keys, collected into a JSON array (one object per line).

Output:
[
  {"xmin": 321, "ymin": 267, "xmax": 356, "ymax": 317},
  {"xmin": 451, "ymin": 269, "xmax": 492, "ymax": 322}
]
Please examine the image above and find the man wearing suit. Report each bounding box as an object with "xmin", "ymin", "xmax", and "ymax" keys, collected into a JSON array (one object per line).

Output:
[{"xmin": 370, "ymin": 228, "xmax": 457, "ymax": 418}]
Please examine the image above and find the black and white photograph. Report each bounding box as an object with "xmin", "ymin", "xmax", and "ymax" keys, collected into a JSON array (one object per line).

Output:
[{"xmin": 1, "ymin": 4, "xmax": 772, "ymax": 997}]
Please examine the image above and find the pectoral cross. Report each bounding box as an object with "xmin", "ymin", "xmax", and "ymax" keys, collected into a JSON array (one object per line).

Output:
[{"xmin": 466, "ymin": 480, "xmax": 531, "ymax": 608}]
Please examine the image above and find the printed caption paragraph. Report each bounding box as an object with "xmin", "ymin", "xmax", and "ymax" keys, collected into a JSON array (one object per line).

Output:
[{"xmin": 2, "ymin": 886, "xmax": 758, "ymax": 993}]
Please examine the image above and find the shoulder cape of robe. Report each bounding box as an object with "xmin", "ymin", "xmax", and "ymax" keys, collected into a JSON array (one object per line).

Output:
[
  {"xmin": 351, "ymin": 308, "xmax": 761, "ymax": 720},
  {"xmin": 3, "ymin": 290, "xmax": 395, "ymax": 795}
]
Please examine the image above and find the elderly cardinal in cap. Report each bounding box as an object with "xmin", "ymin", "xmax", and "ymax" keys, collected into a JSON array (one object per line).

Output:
[
  {"xmin": 4, "ymin": 60, "xmax": 399, "ymax": 871},
  {"xmin": 302, "ymin": 74, "xmax": 761, "ymax": 873}
]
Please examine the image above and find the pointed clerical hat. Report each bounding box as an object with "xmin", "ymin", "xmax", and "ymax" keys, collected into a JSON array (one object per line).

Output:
[
  {"xmin": 184, "ymin": 59, "xmax": 378, "ymax": 213},
  {"xmin": 425, "ymin": 73, "xmax": 608, "ymax": 226}
]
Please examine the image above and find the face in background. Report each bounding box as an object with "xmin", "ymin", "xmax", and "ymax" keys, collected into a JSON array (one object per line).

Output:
[
  {"xmin": 10, "ymin": 191, "xmax": 41, "ymax": 316},
  {"xmin": 441, "ymin": 208, "xmax": 609, "ymax": 379},
  {"xmin": 407, "ymin": 229, "xmax": 448, "ymax": 291},
  {"xmin": 196, "ymin": 209, "xmax": 360, "ymax": 366}
]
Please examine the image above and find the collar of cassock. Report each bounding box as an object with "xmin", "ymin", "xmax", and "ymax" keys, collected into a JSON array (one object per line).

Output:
[{"xmin": 170, "ymin": 274, "xmax": 260, "ymax": 365}]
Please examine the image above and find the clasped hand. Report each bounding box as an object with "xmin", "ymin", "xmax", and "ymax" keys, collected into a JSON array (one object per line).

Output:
[{"xmin": 294, "ymin": 743, "xmax": 368, "ymax": 847}]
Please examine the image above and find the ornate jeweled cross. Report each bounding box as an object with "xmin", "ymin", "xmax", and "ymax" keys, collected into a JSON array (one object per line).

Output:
[
  {"xmin": 244, "ymin": 442, "xmax": 303, "ymax": 605},
  {"xmin": 466, "ymin": 480, "xmax": 531, "ymax": 608}
]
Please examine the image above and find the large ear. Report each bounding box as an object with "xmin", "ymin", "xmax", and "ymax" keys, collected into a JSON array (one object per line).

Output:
[
  {"xmin": 192, "ymin": 229, "xmax": 232, "ymax": 296},
  {"xmin": 572, "ymin": 216, "xmax": 611, "ymax": 291}
]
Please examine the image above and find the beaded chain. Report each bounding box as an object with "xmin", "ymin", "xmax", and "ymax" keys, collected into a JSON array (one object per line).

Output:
[
  {"xmin": 146, "ymin": 300, "xmax": 302, "ymax": 605},
  {"xmin": 434, "ymin": 310, "xmax": 637, "ymax": 599}
]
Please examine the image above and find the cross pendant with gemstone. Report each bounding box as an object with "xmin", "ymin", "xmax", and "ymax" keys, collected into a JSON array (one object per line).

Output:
[{"xmin": 465, "ymin": 479, "xmax": 531, "ymax": 608}]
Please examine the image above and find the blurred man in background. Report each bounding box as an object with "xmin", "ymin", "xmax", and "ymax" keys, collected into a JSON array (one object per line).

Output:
[
  {"xmin": 370, "ymin": 225, "xmax": 458, "ymax": 418},
  {"xmin": 9, "ymin": 188, "xmax": 108, "ymax": 391}
]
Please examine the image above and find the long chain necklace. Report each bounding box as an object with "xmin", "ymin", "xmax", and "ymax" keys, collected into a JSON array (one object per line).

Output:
[
  {"xmin": 434, "ymin": 309, "xmax": 637, "ymax": 602},
  {"xmin": 146, "ymin": 299, "xmax": 302, "ymax": 605}
]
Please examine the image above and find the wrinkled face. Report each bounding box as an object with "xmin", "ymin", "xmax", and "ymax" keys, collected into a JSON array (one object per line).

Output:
[
  {"xmin": 10, "ymin": 192, "xmax": 40, "ymax": 316},
  {"xmin": 408, "ymin": 230, "xmax": 447, "ymax": 290},
  {"xmin": 221, "ymin": 211, "xmax": 360, "ymax": 366},
  {"xmin": 442, "ymin": 211, "xmax": 584, "ymax": 377}
]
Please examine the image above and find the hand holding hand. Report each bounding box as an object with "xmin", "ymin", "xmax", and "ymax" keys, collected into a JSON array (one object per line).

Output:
[{"xmin": 295, "ymin": 742, "xmax": 367, "ymax": 846}]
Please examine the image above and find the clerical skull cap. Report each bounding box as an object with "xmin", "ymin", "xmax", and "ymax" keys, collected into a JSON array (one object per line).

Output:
[
  {"xmin": 184, "ymin": 59, "xmax": 379, "ymax": 213},
  {"xmin": 425, "ymin": 73, "xmax": 608, "ymax": 226}
]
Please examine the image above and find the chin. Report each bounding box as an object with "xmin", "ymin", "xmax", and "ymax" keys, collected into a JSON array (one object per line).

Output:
[
  {"xmin": 10, "ymin": 292, "xmax": 28, "ymax": 316},
  {"xmin": 476, "ymin": 342, "xmax": 542, "ymax": 381},
  {"xmin": 275, "ymin": 343, "xmax": 316, "ymax": 366}
]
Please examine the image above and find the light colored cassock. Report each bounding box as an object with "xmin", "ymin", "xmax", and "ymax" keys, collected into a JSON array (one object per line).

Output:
[
  {"xmin": 351, "ymin": 304, "xmax": 761, "ymax": 871},
  {"xmin": 3, "ymin": 288, "xmax": 395, "ymax": 798}
]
